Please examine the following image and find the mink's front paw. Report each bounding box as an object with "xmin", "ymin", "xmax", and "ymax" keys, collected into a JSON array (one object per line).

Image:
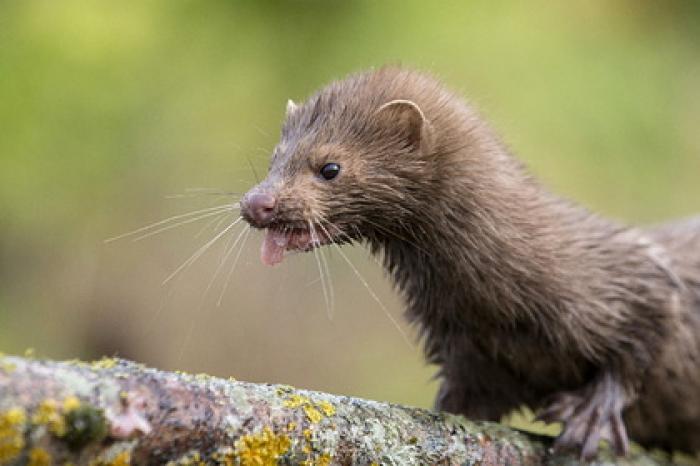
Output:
[{"xmin": 537, "ymin": 372, "xmax": 630, "ymax": 461}]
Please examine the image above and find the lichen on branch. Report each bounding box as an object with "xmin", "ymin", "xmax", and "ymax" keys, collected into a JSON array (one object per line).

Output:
[{"xmin": 0, "ymin": 355, "xmax": 677, "ymax": 465}]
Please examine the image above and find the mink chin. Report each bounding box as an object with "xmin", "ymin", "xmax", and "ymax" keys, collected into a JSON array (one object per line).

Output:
[{"xmin": 239, "ymin": 67, "xmax": 700, "ymax": 459}]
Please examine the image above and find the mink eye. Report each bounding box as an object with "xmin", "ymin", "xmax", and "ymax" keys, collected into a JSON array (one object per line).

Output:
[{"xmin": 319, "ymin": 162, "xmax": 340, "ymax": 180}]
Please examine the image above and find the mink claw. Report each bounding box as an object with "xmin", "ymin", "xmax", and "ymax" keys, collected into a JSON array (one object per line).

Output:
[
  {"xmin": 535, "ymin": 392, "xmax": 580, "ymax": 424},
  {"xmin": 609, "ymin": 409, "xmax": 630, "ymax": 456},
  {"xmin": 539, "ymin": 373, "xmax": 631, "ymax": 461}
]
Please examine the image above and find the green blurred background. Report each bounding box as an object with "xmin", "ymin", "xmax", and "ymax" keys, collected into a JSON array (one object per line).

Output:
[{"xmin": 1, "ymin": 0, "xmax": 698, "ymax": 427}]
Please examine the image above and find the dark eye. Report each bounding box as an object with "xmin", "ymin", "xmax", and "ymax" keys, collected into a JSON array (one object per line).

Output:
[{"xmin": 319, "ymin": 162, "xmax": 340, "ymax": 180}]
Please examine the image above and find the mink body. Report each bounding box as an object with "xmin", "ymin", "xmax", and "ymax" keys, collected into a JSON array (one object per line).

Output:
[{"xmin": 240, "ymin": 67, "xmax": 700, "ymax": 458}]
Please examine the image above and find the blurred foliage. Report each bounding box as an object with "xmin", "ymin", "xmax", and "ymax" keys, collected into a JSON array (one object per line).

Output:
[{"xmin": 0, "ymin": 0, "xmax": 698, "ymax": 431}]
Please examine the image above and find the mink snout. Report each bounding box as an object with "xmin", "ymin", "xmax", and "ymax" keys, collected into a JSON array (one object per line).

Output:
[{"xmin": 240, "ymin": 189, "xmax": 277, "ymax": 228}]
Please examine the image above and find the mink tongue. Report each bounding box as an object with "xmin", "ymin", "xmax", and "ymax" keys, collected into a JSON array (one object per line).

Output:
[{"xmin": 261, "ymin": 229, "xmax": 289, "ymax": 267}]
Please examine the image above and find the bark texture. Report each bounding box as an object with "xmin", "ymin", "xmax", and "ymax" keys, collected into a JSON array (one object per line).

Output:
[{"xmin": 0, "ymin": 355, "xmax": 678, "ymax": 465}]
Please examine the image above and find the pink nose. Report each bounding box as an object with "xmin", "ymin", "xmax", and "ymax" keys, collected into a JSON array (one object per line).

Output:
[{"xmin": 245, "ymin": 192, "xmax": 277, "ymax": 225}]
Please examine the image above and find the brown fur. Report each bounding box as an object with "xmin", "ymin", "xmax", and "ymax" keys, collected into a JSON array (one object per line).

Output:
[{"xmin": 241, "ymin": 67, "xmax": 700, "ymax": 457}]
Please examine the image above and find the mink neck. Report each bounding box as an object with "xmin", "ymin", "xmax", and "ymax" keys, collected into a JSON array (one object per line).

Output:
[{"xmin": 373, "ymin": 138, "xmax": 616, "ymax": 326}]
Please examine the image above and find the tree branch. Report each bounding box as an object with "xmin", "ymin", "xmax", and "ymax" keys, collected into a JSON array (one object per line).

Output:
[{"xmin": 0, "ymin": 355, "xmax": 675, "ymax": 465}]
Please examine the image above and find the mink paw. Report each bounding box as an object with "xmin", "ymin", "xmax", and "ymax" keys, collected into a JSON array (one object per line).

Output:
[{"xmin": 537, "ymin": 372, "xmax": 630, "ymax": 461}]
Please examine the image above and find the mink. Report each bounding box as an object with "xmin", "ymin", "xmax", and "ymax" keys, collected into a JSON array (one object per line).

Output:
[{"xmin": 239, "ymin": 67, "xmax": 700, "ymax": 459}]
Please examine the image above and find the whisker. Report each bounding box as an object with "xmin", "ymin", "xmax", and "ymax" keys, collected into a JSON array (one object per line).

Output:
[
  {"xmin": 175, "ymin": 222, "xmax": 247, "ymax": 367},
  {"xmin": 194, "ymin": 211, "xmax": 232, "ymax": 239},
  {"xmin": 215, "ymin": 219, "xmax": 241, "ymax": 263},
  {"xmin": 305, "ymin": 277, "xmax": 322, "ymax": 287},
  {"xmin": 176, "ymin": 304, "xmax": 201, "ymax": 367},
  {"xmin": 185, "ymin": 187, "xmax": 242, "ymax": 194},
  {"xmin": 313, "ymin": 216, "xmax": 352, "ymax": 244},
  {"xmin": 247, "ymin": 156, "xmax": 261, "ymax": 183},
  {"xmin": 335, "ymin": 229, "xmax": 354, "ymax": 244},
  {"xmin": 253, "ymin": 126, "xmax": 270, "ymax": 138},
  {"xmin": 319, "ymin": 246, "xmax": 334, "ymax": 317},
  {"xmin": 217, "ymin": 226, "xmax": 251, "ymax": 306},
  {"xmin": 132, "ymin": 209, "xmax": 230, "ymax": 242},
  {"xmin": 162, "ymin": 217, "xmax": 243, "ymax": 285},
  {"xmin": 164, "ymin": 193, "xmax": 238, "ymax": 200},
  {"xmin": 362, "ymin": 217, "xmax": 430, "ymax": 255},
  {"xmin": 329, "ymin": 241, "xmax": 413, "ymax": 348},
  {"xmin": 140, "ymin": 280, "xmax": 179, "ymax": 339},
  {"xmin": 200, "ymin": 223, "xmax": 250, "ymax": 304},
  {"xmin": 104, "ymin": 203, "xmax": 236, "ymax": 243},
  {"xmin": 309, "ymin": 220, "xmax": 332, "ymax": 320},
  {"xmin": 165, "ymin": 187, "xmax": 243, "ymax": 199},
  {"xmin": 314, "ymin": 221, "xmax": 336, "ymax": 317}
]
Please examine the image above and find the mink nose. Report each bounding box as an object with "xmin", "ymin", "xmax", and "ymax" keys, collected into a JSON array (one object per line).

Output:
[{"xmin": 243, "ymin": 192, "xmax": 277, "ymax": 226}]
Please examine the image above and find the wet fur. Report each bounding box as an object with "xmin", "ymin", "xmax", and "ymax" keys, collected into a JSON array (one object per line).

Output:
[{"xmin": 243, "ymin": 67, "xmax": 700, "ymax": 455}]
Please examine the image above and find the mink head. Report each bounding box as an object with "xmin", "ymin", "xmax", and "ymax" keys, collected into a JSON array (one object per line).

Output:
[{"xmin": 241, "ymin": 69, "xmax": 444, "ymax": 266}]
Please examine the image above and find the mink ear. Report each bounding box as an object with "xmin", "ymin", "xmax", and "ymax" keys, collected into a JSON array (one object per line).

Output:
[
  {"xmin": 286, "ymin": 99, "xmax": 299, "ymax": 117},
  {"xmin": 376, "ymin": 99, "xmax": 433, "ymax": 153}
]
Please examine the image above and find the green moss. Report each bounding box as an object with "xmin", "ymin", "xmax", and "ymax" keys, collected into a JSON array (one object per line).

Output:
[
  {"xmin": 31, "ymin": 395, "xmax": 107, "ymax": 450},
  {"xmin": 62, "ymin": 404, "xmax": 108, "ymax": 450}
]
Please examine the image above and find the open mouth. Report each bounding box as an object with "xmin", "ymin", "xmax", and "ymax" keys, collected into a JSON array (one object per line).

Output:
[{"xmin": 261, "ymin": 226, "xmax": 331, "ymax": 266}]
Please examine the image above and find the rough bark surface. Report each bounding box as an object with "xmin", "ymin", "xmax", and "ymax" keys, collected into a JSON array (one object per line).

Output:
[{"xmin": 0, "ymin": 355, "xmax": 677, "ymax": 465}]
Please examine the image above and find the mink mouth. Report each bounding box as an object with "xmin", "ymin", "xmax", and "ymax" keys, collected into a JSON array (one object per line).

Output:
[{"xmin": 260, "ymin": 225, "xmax": 333, "ymax": 267}]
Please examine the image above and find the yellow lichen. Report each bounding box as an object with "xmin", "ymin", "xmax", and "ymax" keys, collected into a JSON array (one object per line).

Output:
[
  {"xmin": 303, "ymin": 429, "xmax": 312, "ymax": 441},
  {"xmin": 109, "ymin": 451, "xmax": 131, "ymax": 466},
  {"xmin": 235, "ymin": 427, "xmax": 290, "ymax": 466},
  {"xmin": 316, "ymin": 401, "xmax": 335, "ymax": 417},
  {"xmin": 0, "ymin": 360, "xmax": 16, "ymax": 373},
  {"xmin": 303, "ymin": 405, "xmax": 322, "ymax": 424},
  {"xmin": 32, "ymin": 399, "xmax": 66, "ymax": 436},
  {"xmin": 275, "ymin": 385, "xmax": 295, "ymax": 395},
  {"xmin": 62, "ymin": 396, "xmax": 81, "ymax": 413},
  {"xmin": 89, "ymin": 451, "xmax": 130, "ymax": 466},
  {"xmin": 168, "ymin": 450, "xmax": 208, "ymax": 466},
  {"xmin": 300, "ymin": 454, "xmax": 332, "ymax": 466},
  {"xmin": 282, "ymin": 393, "xmax": 334, "ymax": 425},
  {"xmin": 28, "ymin": 447, "xmax": 51, "ymax": 466},
  {"xmin": 0, "ymin": 408, "xmax": 26, "ymax": 463},
  {"xmin": 91, "ymin": 358, "xmax": 118, "ymax": 370},
  {"xmin": 282, "ymin": 394, "xmax": 309, "ymax": 409},
  {"xmin": 194, "ymin": 373, "xmax": 212, "ymax": 382},
  {"xmin": 286, "ymin": 422, "xmax": 296, "ymax": 431},
  {"xmin": 210, "ymin": 446, "xmax": 236, "ymax": 466}
]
